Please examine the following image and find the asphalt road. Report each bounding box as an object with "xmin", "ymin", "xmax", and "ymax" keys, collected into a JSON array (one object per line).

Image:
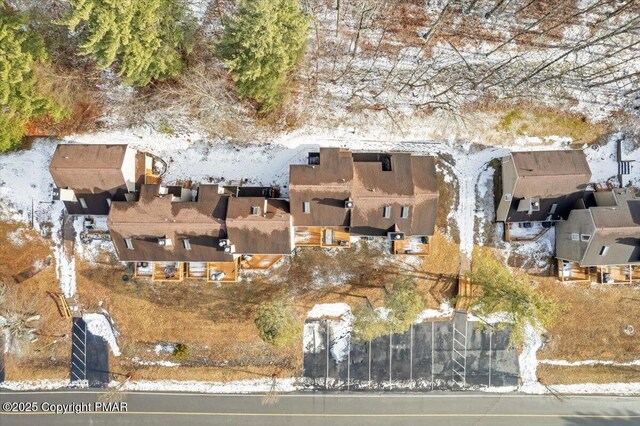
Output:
[{"xmin": 1, "ymin": 390, "xmax": 639, "ymax": 426}]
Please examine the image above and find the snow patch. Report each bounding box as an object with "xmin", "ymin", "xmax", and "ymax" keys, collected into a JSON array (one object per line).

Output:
[
  {"xmin": 132, "ymin": 357, "xmax": 179, "ymax": 367},
  {"xmin": 518, "ymin": 323, "xmax": 542, "ymax": 386},
  {"xmin": 305, "ymin": 303, "xmax": 354, "ymax": 363},
  {"xmin": 416, "ymin": 300, "xmax": 453, "ymax": 321},
  {"xmin": 83, "ymin": 313, "xmax": 121, "ymax": 356},
  {"xmin": 116, "ymin": 378, "xmax": 300, "ymax": 393}
]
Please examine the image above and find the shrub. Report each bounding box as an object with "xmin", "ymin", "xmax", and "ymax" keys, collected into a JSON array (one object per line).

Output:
[
  {"xmin": 351, "ymin": 303, "xmax": 389, "ymax": 341},
  {"xmin": 255, "ymin": 299, "xmax": 300, "ymax": 348},
  {"xmin": 172, "ymin": 343, "xmax": 189, "ymax": 360}
]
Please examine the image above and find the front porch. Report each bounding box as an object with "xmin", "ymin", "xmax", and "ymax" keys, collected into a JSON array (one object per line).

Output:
[
  {"xmin": 294, "ymin": 226, "xmax": 351, "ymax": 248},
  {"xmin": 207, "ymin": 259, "xmax": 239, "ymax": 283},
  {"xmin": 393, "ymin": 236, "xmax": 430, "ymax": 256},
  {"xmin": 240, "ymin": 255, "xmax": 284, "ymax": 270}
]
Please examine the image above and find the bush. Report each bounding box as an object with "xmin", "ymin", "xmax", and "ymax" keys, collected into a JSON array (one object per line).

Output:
[
  {"xmin": 216, "ymin": 0, "xmax": 309, "ymax": 111},
  {"xmin": 385, "ymin": 279, "xmax": 425, "ymax": 334},
  {"xmin": 172, "ymin": 343, "xmax": 189, "ymax": 360},
  {"xmin": 351, "ymin": 303, "xmax": 389, "ymax": 341},
  {"xmin": 352, "ymin": 279, "xmax": 425, "ymax": 341},
  {"xmin": 255, "ymin": 299, "xmax": 300, "ymax": 348}
]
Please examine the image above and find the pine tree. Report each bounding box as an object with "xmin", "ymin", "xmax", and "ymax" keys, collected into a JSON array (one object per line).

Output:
[
  {"xmin": 0, "ymin": 12, "xmax": 65, "ymax": 152},
  {"xmin": 216, "ymin": 0, "xmax": 309, "ymax": 111},
  {"xmin": 62, "ymin": 0, "xmax": 194, "ymax": 86}
]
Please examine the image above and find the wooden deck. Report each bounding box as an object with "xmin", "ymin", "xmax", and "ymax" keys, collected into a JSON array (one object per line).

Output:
[
  {"xmin": 240, "ymin": 255, "xmax": 283, "ymax": 270},
  {"xmin": 596, "ymin": 265, "xmax": 640, "ymax": 284},
  {"xmin": 557, "ymin": 259, "xmax": 591, "ymax": 282},
  {"xmin": 294, "ymin": 227, "xmax": 351, "ymax": 248},
  {"xmin": 207, "ymin": 260, "xmax": 239, "ymax": 283},
  {"xmin": 152, "ymin": 262, "xmax": 184, "ymax": 282},
  {"xmin": 186, "ymin": 262, "xmax": 208, "ymax": 279},
  {"xmin": 393, "ymin": 237, "xmax": 429, "ymax": 256}
]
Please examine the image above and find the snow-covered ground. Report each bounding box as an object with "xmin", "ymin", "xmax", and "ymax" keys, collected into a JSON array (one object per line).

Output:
[{"xmin": 83, "ymin": 313, "xmax": 121, "ymax": 356}]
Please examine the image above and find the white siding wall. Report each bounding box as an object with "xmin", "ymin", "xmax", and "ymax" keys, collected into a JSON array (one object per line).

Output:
[{"xmin": 121, "ymin": 147, "xmax": 137, "ymax": 192}]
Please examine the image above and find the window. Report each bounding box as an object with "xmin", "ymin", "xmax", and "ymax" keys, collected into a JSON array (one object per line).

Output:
[
  {"xmin": 571, "ymin": 233, "xmax": 579, "ymax": 241},
  {"xmin": 401, "ymin": 206, "xmax": 409, "ymax": 219},
  {"xmin": 302, "ymin": 201, "xmax": 311, "ymax": 214},
  {"xmin": 79, "ymin": 198, "xmax": 87, "ymax": 209},
  {"xmin": 549, "ymin": 203, "xmax": 558, "ymax": 215},
  {"xmin": 580, "ymin": 234, "xmax": 591, "ymax": 242},
  {"xmin": 599, "ymin": 246, "xmax": 609, "ymax": 256},
  {"xmin": 383, "ymin": 205, "xmax": 391, "ymax": 218},
  {"xmin": 250, "ymin": 206, "xmax": 260, "ymax": 215},
  {"xmin": 183, "ymin": 239, "xmax": 191, "ymax": 250},
  {"xmin": 124, "ymin": 238, "xmax": 134, "ymax": 250},
  {"xmin": 381, "ymin": 156, "xmax": 392, "ymax": 171}
]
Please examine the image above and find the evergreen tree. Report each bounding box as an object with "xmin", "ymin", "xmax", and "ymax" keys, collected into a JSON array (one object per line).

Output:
[
  {"xmin": 254, "ymin": 299, "xmax": 300, "ymax": 348},
  {"xmin": 62, "ymin": 0, "xmax": 194, "ymax": 86},
  {"xmin": 469, "ymin": 249, "xmax": 560, "ymax": 347},
  {"xmin": 0, "ymin": 12, "xmax": 65, "ymax": 152},
  {"xmin": 216, "ymin": 0, "xmax": 309, "ymax": 111}
]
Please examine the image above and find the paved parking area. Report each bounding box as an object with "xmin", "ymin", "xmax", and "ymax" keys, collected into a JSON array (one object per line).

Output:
[
  {"xmin": 70, "ymin": 318, "xmax": 109, "ymax": 387},
  {"xmin": 304, "ymin": 312, "xmax": 519, "ymax": 390}
]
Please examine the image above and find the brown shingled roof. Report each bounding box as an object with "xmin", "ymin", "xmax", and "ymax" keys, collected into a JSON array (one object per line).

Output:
[
  {"xmin": 226, "ymin": 198, "xmax": 293, "ymax": 254},
  {"xmin": 49, "ymin": 144, "xmax": 130, "ymax": 193},
  {"xmin": 511, "ymin": 150, "xmax": 591, "ymax": 198},
  {"xmin": 289, "ymin": 148, "xmax": 353, "ymax": 227},
  {"xmin": 108, "ymin": 184, "xmax": 233, "ymax": 262},
  {"xmin": 289, "ymin": 149, "xmax": 439, "ymax": 236}
]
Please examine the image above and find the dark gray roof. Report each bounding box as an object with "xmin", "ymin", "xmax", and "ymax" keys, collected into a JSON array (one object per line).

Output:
[{"xmin": 556, "ymin": 188, "xmax": 640, "ymax": 266}]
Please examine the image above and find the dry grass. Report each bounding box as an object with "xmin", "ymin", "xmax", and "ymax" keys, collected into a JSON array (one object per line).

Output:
[
  {"xmin": 0, "ymin": 221, "xmax": 70, "ymax": 380},
  {"xmin": 538, "ymin": 279, "xmax": 640, "ymax": 362},
  {"xmin": 495, "ymin": 107, "xmax": 606, "ymax": 145},
  {"xmin": 0, "ymin": 222, "xmax": 51, "ymax": 283},
  {"xmin": 538, "ymin": 364, "xmax": 640, "ymax": 385}
]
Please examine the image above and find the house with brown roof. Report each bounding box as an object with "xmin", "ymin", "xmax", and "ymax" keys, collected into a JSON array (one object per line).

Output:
[
  {"xmin": 556, "ymin": 188, "xmax": 640, "ymax": 284},
  {"xmin": 496, "ymin": 150, "xmax": 592, "ymax": 241},
  {"xmin": 108, "ymin": 183, "xmax": 291, "ymax": 282},
  {"xmin": 49, "ymin": 144, "xmax": 159, "ymax": 215},
  {"xmin": 289, "ymin": 148, "xmax": 439, "ymax": 255}
]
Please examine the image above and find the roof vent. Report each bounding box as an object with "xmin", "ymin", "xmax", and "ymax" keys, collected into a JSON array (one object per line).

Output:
[
  {"xmin": 223, "ymin": 244, "xmax": 235, "ymax": 254},
  {"xmin": 388, "ymin": 232, "xmax": 405, "ymax": 241},
  {"xmin": 345, "ymin": 199, "xmax": 354, "ymax": 209},
  {"xmin": 218, "ymin": 239, "xmax": 229, "ymax": 247},
  {"xmin": 308, "ymin": 152, "xmax": 320, "ymax": 165},
  {"xmin": 251, "ymin": 206, "xmax": 260, "ymax": 215},
  {"xmin": 158, "ymin": 237, "xmax": 172, "ymax": 247},
  {"xmin": 158, "ymin": 185, "xmax": 169, "ymax": 196}
]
